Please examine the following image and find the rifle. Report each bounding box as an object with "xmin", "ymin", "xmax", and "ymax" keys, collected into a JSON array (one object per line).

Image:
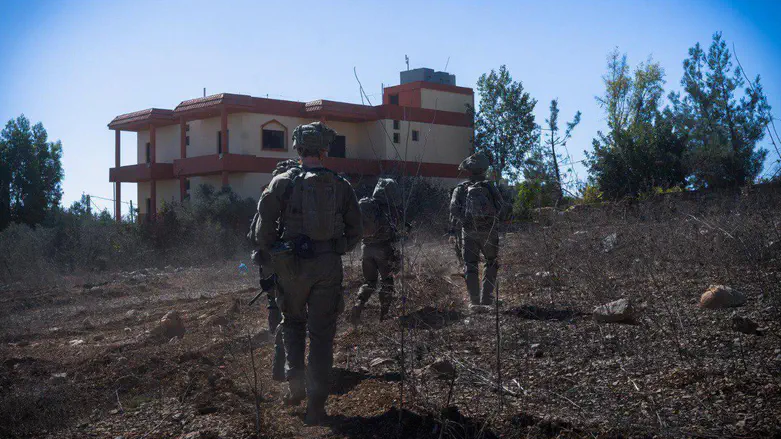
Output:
[{"xmin": 248, "ymin": 271, "xmax": 277, "ymax": 307}]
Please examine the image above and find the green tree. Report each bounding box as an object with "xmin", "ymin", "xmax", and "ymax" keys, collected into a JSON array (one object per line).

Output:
[
  {"xmin": 0, "ymin": 115, "xmax": 64, "ymax": 229},
  {"xmin": 587, "ymin": 50, "xmax": 687, "ymax": 198},
  {"xmin": 470, "ymin": 65, "xmax": 538, "ymax": 180},
  {"xmin": 672, "ymin": 32, "xmax": 771, "ymax": 188},
  {"xmin": 539, "ymin": 99, "xmax": 581, "ymax": 202}
]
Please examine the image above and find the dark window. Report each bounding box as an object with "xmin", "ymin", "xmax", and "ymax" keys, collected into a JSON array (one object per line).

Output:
[
  {"xmin": 393, "ymin": 120, "xmax": 400, "ymax": 130},
  {"xmin": 412, "ymin": 130, "xmax": 419, "ymax": 141},
  {"xmin": 185, "ymin": 136, "xmax": 190, "ymax": 146},
  {"xmin": 185, "ymin": 124, "xmax": 190, "ymax": 132},
  {"xmin": 217, "ymin": 130, "xmax": 229, "ymax": 154},
  {"xmin": 393, "ymin": 132, "xmax": 400, "ymax": 144},
  {"xmin": 262, "ymin": 129, "xmax": 286, "ymax": 150},
  {"xmin": 145, "ymin": 142, "xmax": 151, "ymax": 163},
  {"xmin": 185, "ymin": 178, "xmax": 190, "ymax": 191},
  {"xmin": 330, "ymin": 135, "xmax": 346, "ymax": 158},
  {"xmin": 145, "ymin": 198, "xmax": 152, "ymax": 218},
  {"xmin": 389, "ymin": 94, "xmax": 399, "ymax": 105}
]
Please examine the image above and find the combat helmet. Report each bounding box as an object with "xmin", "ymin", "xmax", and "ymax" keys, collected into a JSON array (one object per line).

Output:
[
  {"xmin": 292, "ymin": 122, "xmax": 337, "ymax": 155},
  {"xmin": 372, "ymin": 178, "xmax": 402, "ymax": 207},
  {"xmin": 458, "ymin": 152, "xmax": 491, "ymax": 175}
]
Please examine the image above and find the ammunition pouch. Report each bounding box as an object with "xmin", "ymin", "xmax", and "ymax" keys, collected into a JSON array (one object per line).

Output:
[{"xmin": 269, "ymin": 236, "xmax": 340, "ymax": 278}]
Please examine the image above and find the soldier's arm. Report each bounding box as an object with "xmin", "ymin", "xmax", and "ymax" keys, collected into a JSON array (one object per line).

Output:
[
  {"xmin": 254, "ymin": 177, "xmax": 288, "ymax": 253},
  {"xmin": 449, "ymin": 185, "xmax": 465, "ymax": 223},
  {"xmin": 341, "ymin": 183, "xmax": 363, "ymax": 253}
]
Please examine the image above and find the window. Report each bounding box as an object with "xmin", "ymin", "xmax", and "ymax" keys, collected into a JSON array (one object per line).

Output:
[
  {"xmin": 145, "ymin": 198, "xmax": 152, "ymax": 219},
  {"xmin": 217, "ymin": 130, "xmax": 229, "ymax": 154},
  {"xmin": 145, "ymin": 142, "xmax": 151, "ymax": 163},
  {"xmin": 262, "ymin": 129, "xmax": 286, "ymax": 150},
  {"xmin": 389, "ymin": 94, "xmax": 399, "ymax": 105},
  {"xmin": 412, "ymin": 130, "xmax": 419, "ymax": 141},
  {"xmin": 185, "ymin": 136, "xmax": 190, "ymax": 146},
  {"xmin": 329, "ymin": 135, "xmax": 346, "ymax": 158},
  {"xmin": 185, "ymin": 178, "xmax": 190, "ymax": 191},
  {"xmin": 393, "ymin": 120, "xmax": 400, "ymax": 130},
  {"xmin": 393, "ymin": 132, "xmax": 400, "ymax": 144},
  {"xmin": 185, "ymin": 124, "xmax": 190, "ymax": 132}
]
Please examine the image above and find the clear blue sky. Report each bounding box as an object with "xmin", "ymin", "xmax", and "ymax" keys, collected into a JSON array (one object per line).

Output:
[{"xmin": 1, "ymin": 0, "xmax": 780, "ymax": 215}]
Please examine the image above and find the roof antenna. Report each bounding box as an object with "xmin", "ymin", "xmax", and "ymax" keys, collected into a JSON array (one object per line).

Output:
[
  {"xmin": 203, "ymin": 87, "xmax": 206, "ymax": 97},
  {"xmin": 444, "ymin": 56, "xmax": 450, "ymax": 72},
  {"xmin": 405, "ymin": 55, "xmax": 409, "ymax": 71}
]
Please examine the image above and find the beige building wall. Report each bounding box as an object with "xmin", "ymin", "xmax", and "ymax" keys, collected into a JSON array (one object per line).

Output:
[
  {"xmin": 421, "ymin": 89, "xmax": 473, "ymax": 113},
  {"xmin": 382, "ymin": 120, "xmax": 471, "ymax": 166}
]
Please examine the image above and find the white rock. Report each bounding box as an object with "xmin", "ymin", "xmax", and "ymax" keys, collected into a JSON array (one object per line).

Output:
[{"xmin": 593, "ymin": 298, "xmax": 635, "ymax": 324}]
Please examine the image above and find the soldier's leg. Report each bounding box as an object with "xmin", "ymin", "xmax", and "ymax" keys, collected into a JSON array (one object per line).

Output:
[
  {"xmin": 481, "ymin": 229, "xmax": 500, "ymax": 306},
  {"xmin": 350, "ymin": 246, "xmax": 379, "ymax": 325},
  {"xmin": 267, "ymin": 291, "xmax": 286, "ymax": 382},
  {"xmin": 377, "ymin": 243, "xmax": 395, "ymax": 321},
  {"xmin": 305, "ymin": 254, "xmax": 344, "ymax": 424},
  {"xmin": 462, "ymin": 230, "xmax": 482, "ymax": 305},
  {"xmin": 275, "ymin": 279, "xmax": 311, "ymax": 405}
]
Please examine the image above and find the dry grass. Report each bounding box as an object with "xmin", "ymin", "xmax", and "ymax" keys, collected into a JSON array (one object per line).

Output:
[{"xmin": 1, "ymin": 186, "xmax": 780, "ymax": 438}]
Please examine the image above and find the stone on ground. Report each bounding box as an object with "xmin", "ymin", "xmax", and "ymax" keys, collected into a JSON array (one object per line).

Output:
[
  {"xmin": 731, "ymin": 315, "xmax": 759, "ymax": 335},
  {"xmin": 593, "ymin": 298, "xmax": 635, "ymax": 324},
  {"xmin": 159, "ymin": 310, "xmax": 186, "ymax": 339},
  {"xmin": 700, "ymin": 285, "xmax": 746, "ymax": 309}
]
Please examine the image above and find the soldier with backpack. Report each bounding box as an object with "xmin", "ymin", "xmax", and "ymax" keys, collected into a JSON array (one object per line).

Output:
[
  {"xmin": 350, "ymin": 178, "xmax": 403, "ymax": 324},
  {"xmin": 252, "ymin": 122, "xmax": 362, "ymax": 425},
  {"xmin": 449, "ymin": 152, "xmax": 506, "ymax": 309}
]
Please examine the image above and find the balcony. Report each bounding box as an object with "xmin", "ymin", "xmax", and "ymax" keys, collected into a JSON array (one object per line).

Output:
[
  {"xmin": 109, "ymin": 163, "xmax": 174, "ymax": 182},
  {"xmin": 111, "ymin": 154, "xmax": 460, "ymax": 182}
]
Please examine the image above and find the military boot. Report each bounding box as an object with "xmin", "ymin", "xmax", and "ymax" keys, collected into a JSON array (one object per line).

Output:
[
  {"xmin": 282, "ymin": 377, "xmax": 306, "ymax": 406},
  {"xmin": 349, "ymin": 302, "xmax": 365, "ymax": 326},
  {"xmin": 379, "ymin": 296, "xmax": 394, "ymax": 322},
  {"xmin": 304, "ymin": 399, "xmax": 327, "ymax": 425}
]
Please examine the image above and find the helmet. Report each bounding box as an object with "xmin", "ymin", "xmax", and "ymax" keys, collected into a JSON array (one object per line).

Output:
[
  {"xmin": 292, "ymin": 122, "xmax": 337, "ymax": 154},
  {"xmin": 272, "ymin": 159, "xmax": 300, "ymax": 177},
  {"xmin": 372, "ymin": 178, "xmax": 401, "ymax": 207},
  {"xmin": 458, "ymin": 152, "xmax": 490, "ymax": 175}
]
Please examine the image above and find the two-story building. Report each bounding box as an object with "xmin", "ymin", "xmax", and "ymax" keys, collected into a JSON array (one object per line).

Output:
[{"xmin": 108, "ymin": 68, "xmax": 474, "ymax": 221}]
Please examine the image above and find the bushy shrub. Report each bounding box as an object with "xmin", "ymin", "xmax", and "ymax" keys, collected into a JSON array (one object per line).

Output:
[
  {"xmin": 0, "ymin": 184, "xmax": 256, "ymax": 285},
  {"xmin": 513, "ymin": 180, "xmax": 554, "ymax": 220}
]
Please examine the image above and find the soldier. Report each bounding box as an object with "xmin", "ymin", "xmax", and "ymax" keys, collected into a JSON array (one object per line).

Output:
[
  {"xmin": 252, "ymin": 122, "xmax": 362, "ymax": 425},
  {"xmin": 350, "ymin": 178, "xmax": 402, "ymax": 324},
  {"xmin": 449, "ymin": 152, "xmax": 506, "ymax": 309}
]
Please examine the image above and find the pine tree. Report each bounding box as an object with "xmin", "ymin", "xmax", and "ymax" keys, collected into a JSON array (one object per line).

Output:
[
  {"xmin": 470, "ymin": 65, "xmax": 538, "ymax": 180},
  {"xmin": 674, "ymin": 32, "xmax": 771, "ymax": 188},
  {"xmin": 0, "ymin": 115, "xmax": 64, "ymax": 229}
]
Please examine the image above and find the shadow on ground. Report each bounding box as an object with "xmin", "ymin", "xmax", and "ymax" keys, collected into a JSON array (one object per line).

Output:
[
  {"xmin": 329, "ymin": 367, "xmax": 401, "ymax": 395},
  {"xmin": 322, "ymin": 406, "xmax": 499, "ymax": 439},
  {"xmin": 399, "ymin": 306, "xmax": 463, "ymax": 330},
  {"xmin": 505, "ymin": 305, "xmax": 584, "ymax": 321}
]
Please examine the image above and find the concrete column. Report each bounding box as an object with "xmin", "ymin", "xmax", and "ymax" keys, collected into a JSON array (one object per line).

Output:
[
  {"xmin": 114, "ymin": 129, "xmax": 121, "ymax": 222},
  {"xmin": 179, "ymin": 118, "xmax": 187, "ymax": 201},
  {"xmin": 150, "ymin": 124, "xmax": 157, "ymax": 219},
  {"xmin": 221, "ymin": 106, "xmax": 229, "ymax": 187}
]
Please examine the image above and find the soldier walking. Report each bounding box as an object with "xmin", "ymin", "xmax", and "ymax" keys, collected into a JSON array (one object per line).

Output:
[
  {"xmin": 252, "ymin": 122, "xmax": 362, "ymax": 424},
  {"xmin": 350, "ymin": 178, "xmax": 402, "ymax": 324},
  {"xmin": 449, "ymin": 152, "xmax": 506, "ymax": 309}
]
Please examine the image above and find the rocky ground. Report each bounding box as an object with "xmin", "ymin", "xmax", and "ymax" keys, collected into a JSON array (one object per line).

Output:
[{"xmin": 1, "ymin": 219, "xmax": 780, "ymax": 438}]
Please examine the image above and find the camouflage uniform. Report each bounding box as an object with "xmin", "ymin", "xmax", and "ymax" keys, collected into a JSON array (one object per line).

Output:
[
  {"xmin": 253, "ymin": 123, "xmax": 362, "ymax": 424},
  {"xmin": 351, "ymin": 179, "xmax": 402, "ymax": 324},
  {"xmin": 449, "ymin": 153, "xmax": 504, "ymax": 306}
]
